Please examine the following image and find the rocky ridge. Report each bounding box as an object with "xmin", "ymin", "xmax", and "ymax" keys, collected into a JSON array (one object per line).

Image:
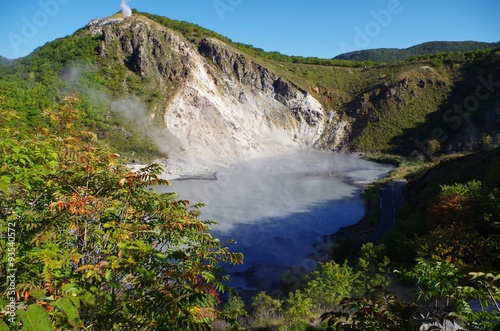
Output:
[
  {"xmin": 84, "ymin": 14, "xmax": 500, "ymax": 168},
  {"xmin": 86, "ymin": 15, "xmax": 345, "ymax": 173}
]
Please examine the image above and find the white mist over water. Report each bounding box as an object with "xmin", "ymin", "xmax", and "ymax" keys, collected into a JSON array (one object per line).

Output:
[
  {"xmin": 157, "ymin": 150, "xmax": 393, "ymax": 292},
  {"xmin": 161, "ymin": 151, "xmax": 389, "ymax": 232}
]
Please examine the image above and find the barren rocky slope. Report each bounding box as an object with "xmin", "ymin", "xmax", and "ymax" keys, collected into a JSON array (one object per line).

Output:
[
  {"xmin": 86, "ymin": 14, "xmax": 351, "ymax": 173},
  {"xmin": 50, "ymin": 12, "xmax": 495, "ymax": 172}
]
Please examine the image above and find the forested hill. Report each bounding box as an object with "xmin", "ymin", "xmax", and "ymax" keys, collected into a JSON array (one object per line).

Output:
[
  {"xmin": 0, "ymin": 56, "xmax": 11, "ymax": 66},
  {"xmin": 1, "ymin": 11, "xmax": 499, "ymax": 164},
  {"xmin": 335, "ymin": 40, "xmax": 500, "ymax": 62}
]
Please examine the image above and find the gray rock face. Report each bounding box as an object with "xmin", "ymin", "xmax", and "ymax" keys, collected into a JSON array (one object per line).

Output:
[
  {"xmin": 198, "ymin": 38, "xmax": 324, "ymax": 128},
  {"xmin": 87, "ymin": 15, "xmax": 340, "ymax": 173}
]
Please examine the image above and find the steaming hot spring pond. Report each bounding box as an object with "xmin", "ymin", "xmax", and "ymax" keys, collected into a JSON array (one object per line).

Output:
[{"xmin": 156, "ymin": 150, "xmax": 393, "ymax": 296}]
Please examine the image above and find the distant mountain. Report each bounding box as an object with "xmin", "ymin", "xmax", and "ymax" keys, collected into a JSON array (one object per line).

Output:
[
  {"xmin": 334, "ymin": 41, "xmax": 500, "ymax": 62},
  {"xmin": 0, "ymin": 56, "xmax": 11, "ymax": 67}
]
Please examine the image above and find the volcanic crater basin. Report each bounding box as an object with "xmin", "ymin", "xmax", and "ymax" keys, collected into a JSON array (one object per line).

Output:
[{"xmin": 156, "ymin": 150, "xmax": 393, "ymax": 296}]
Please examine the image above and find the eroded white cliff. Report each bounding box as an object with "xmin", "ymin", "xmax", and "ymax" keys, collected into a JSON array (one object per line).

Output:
[{"xmin": 88, "ymin": 15, "xmax": 332, "ymax": 174}]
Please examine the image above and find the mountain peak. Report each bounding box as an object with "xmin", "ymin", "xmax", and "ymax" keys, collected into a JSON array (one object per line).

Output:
[
  {"xmin": 86, "ymin": 17, "xmax": 124, "ymax": 34},
  {"xmin": 86, "ymin": 12, "xmax": 150, "ymax": 36},
  {"xmin": 334, "ymin": 40, "xmax": 500, "ymax": 62},
  {"xmin": 77, "ymin": 12, "xmax": 333, "ymax": 172}
]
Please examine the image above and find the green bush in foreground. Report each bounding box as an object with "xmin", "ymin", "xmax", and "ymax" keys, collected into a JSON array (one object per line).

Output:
[{"xmin": 0, "ymin": 96, "xmax": 242, "ymax": 330}]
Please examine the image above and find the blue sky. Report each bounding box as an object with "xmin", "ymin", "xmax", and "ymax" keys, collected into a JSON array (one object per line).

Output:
[{"xmin": 1, "ymin": 0, "xmax": 499, "ymax": 59}]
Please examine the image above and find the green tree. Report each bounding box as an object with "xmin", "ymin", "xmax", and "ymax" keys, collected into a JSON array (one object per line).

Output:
[
  {"xmin": 221, "ymin": 294, "xmax": 248, "ymax": 330},
  {"xmin": 250, "ymin": 291, "xmax": 282, "ymax": 320},
  {"xmin": 283, "ymin": 290, "xmax": 312, "ymax": 324},
  {"xmin": 403, "ymin": 257, "xmax": 500, "ymax": 328},
  {"xmin": 0, "ymin": 96, "xmax": 243, "ymax": 330},
  {"xmin": 405, "ymin": 257, "xmax": 460, "ymax": 307},
  {"xmin": 303, "ymin": 261, "xmax": 354, "ymax": 311},
  {"xmin": 320, "ymin": 289, "xmax": 417, "ymax": 331},
  {"xmin": 421, "ymin": 180, "xmax": 499, "ymax": 265},
  {"xmin": 463, "ymin": 271, "xmax": 500, "ymax": 330},
  {"xmin": 353, "ymin": 243, "xmax": 391, "ymax": 297}
]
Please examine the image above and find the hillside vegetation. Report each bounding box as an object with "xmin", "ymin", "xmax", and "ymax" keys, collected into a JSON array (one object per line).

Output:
[
  {"xmin": 136, "ymin": 11, "xmax": 500, "ymax": 157},
  {"xmin": 385, "ymin": 148, "xmax": 500, "ymax": 264},
  {"xmin": 335, "ymin": 41, "xmax": 500, "ymax": 62},
  {"xmin": 1, "ymin": 12, "xmax": 499, "ymax": 161}
]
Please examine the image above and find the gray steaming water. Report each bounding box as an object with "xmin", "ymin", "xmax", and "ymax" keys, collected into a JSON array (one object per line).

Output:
[{"xmin": 157, "ymin": 150, "xmax": 393, "ymax": 294}]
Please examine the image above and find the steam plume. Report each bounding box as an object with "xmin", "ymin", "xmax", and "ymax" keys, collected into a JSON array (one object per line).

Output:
[{"xmin": 120, "ymin": 0, "xmax": 132, "ymax": 17}]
